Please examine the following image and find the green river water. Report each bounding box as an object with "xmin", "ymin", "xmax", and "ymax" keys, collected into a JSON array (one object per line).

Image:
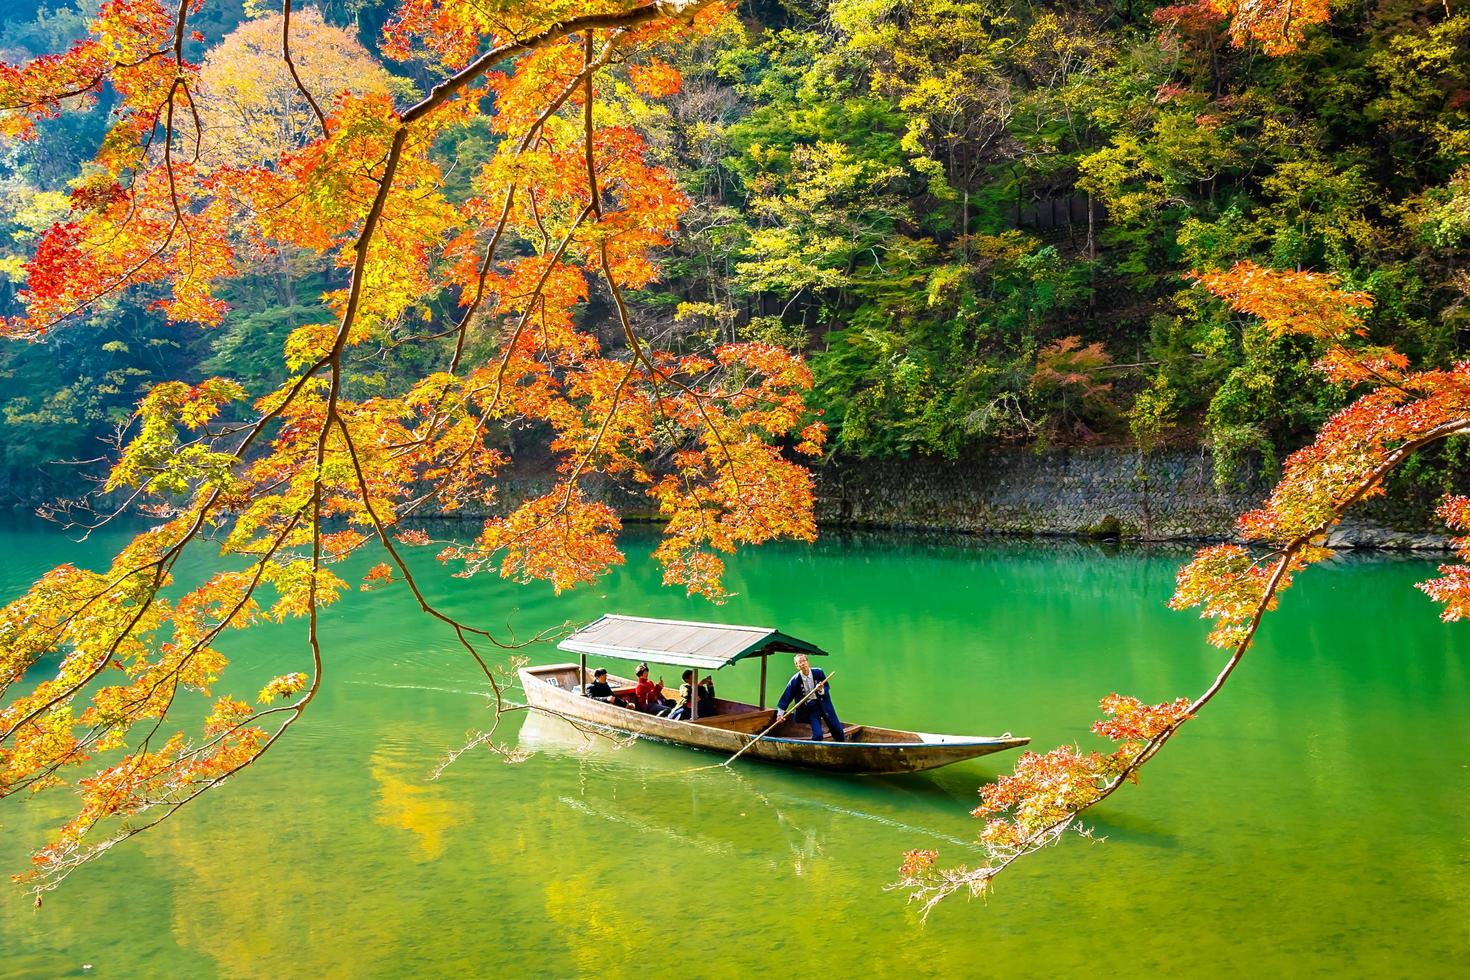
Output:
[{"xmin": 0, "ymin": 516, "xmax": 1466, "ymax": 978}]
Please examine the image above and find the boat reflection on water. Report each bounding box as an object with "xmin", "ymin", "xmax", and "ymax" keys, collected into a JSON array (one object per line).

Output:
[
  {"xmin": 515, "ymin": 708, "xmax": 640, "ymax": 759},
  {"xmin": 514, "ymin": 710, "xmax": 988, "ymax": 876}
]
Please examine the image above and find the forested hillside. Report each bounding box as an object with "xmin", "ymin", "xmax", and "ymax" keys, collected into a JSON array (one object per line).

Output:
[{"xmin": 3, "ymin": 0, "xmax": 1468, "ymax": 504}]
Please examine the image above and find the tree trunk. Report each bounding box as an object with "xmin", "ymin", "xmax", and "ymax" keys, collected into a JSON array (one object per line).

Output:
[{"xmin": 276, "ymin": 248, "xmax": 297, "ymax": 307}]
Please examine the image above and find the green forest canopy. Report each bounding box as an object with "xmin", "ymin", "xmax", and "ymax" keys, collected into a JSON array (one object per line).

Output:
[{"xmin": 2, "ymin": 0, "xmax": 1468, "ymax": 502}]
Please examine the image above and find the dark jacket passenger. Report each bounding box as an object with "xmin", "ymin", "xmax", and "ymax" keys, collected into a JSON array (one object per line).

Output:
[{"xmin": 585, "ymin": 679, "xmax": 617, "ymax": 700}]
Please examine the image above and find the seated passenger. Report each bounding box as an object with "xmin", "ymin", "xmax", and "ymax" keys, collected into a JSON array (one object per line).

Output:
[
  {"xmin": 632, "ymin": 663, "xmax": 674, "ymax": 715},
  {"xmin": 667, "ymin": 669, "xmax": 695, "ymax": 721},
  {"xmin": 583, "ymin": 668, "xmax": 633, "ymax": 709},
  {"xmin": 668, "ymin": 670, "xmax": 716, "ymax": 721}
]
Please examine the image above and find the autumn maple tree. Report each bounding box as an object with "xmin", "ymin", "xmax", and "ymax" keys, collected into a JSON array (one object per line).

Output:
[
  {"xmin": 897, "ymin": 1, "xmax": 1470, "ymax": 913},
  {"xmin": 193, "ymin": 7, "xmax": 406, "ymax": 169},
  {"xmin": 0, "ymin": 0, "xmax": 827, "ymax": 898},
  {"xmin": 899, "ymin": 259, "xmax": 1470, "ymax": 912}
]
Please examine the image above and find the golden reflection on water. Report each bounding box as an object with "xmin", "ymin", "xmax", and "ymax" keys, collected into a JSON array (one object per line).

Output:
[
  {"xmin": 372, "ymin": 736, "xmax": 472, "ymax": 861},
  {"xmin": 143, "ymin": 781, "xmax": 410, "ymax": 978}
]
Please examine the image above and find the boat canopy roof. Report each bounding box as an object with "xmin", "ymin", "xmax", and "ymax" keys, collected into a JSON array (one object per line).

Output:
[{"xmin": 557, "ymin": 614, "xmax": 828, "ymax": 671}]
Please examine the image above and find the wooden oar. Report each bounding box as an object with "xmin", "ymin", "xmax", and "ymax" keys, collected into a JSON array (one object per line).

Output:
[
  {"xmin": 655, "ymin": 670, "xmax": 839, "ymax": 777},
  {"xmin": 720, "ymin": 669, "xmax": 837, "ymax": 768}
]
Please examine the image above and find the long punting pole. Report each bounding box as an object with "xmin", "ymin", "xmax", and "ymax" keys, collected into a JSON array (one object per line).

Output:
[{"xmin": 722, "ymin": 670, "xmax": 837, "ymax": 768}]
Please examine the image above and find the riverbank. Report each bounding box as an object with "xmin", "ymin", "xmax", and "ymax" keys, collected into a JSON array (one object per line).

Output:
[
  {"xmin": 810, "ymin": 448, "xmax": 1454, "ymax": 551},
  {"xmin": 473, "ymin": 448, "xmax": 1453, "ymax": 551},
  {"xmin": 6, "ymin": 447, "xmax": 1453, "ymax": 550}
]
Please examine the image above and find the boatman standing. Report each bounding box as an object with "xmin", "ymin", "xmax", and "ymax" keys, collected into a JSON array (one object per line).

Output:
[{"xmin": 776, "ymin": 654, "xmax": 845, "ymax": 742}]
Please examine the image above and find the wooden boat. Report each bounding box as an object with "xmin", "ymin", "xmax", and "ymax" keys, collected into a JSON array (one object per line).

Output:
[{"xmin": 518, "ymin": 615, "xmax": 1029, "ymax": 775}]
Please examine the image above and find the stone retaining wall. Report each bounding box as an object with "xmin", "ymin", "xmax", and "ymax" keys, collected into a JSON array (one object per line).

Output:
[
  {"xmin": 469, "ymin": 448, "xmax": 1448, "ymax": 549},
  {"xmin": 809, "ymin": 449, "xmax": 1451, "ymax": 550},
  {"xmin": 812, "ymin": 449, "xmax": 1251, "ymax": 540}
]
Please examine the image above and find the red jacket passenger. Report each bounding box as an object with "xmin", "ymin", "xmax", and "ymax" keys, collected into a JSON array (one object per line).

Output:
[{"xmin": 632, "ymin": 664, "xmax": 670, "ymax": 713}]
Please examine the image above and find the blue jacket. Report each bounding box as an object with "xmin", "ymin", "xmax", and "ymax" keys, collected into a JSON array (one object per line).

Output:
[{"xmin": 776, "ymin": 667, "xmax": 833, "ymax": 716}]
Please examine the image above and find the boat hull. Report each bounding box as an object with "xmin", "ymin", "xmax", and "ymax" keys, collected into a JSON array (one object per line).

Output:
[{"xmin": 518, "ymin": 664, "xmax": 1028, "ymax": 775}]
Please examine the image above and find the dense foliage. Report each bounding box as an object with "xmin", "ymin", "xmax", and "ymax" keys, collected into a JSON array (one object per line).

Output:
[
  {"xmin": 4, "ymin": 0, "xmax": 1469, "ymax": 499},
  {"xmin": 680, "ymin": 0, "xmax": 1469, "ymax": 480}
]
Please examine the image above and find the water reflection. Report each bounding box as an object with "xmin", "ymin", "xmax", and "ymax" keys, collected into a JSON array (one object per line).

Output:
[
  {"xmin": 2, "ymin": 519, "xmax": 1468, "ymax": 976},
  {"xmin": 372, "ymin": 734, "xmax": 473, "ymax": 861},
  {"xmin": 516, "ymin": 709, "xmax": 637, "ymax": 759},
  {"xmin": 517, "ymin": 712, "xmax": 987, "ymax": 863}
]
